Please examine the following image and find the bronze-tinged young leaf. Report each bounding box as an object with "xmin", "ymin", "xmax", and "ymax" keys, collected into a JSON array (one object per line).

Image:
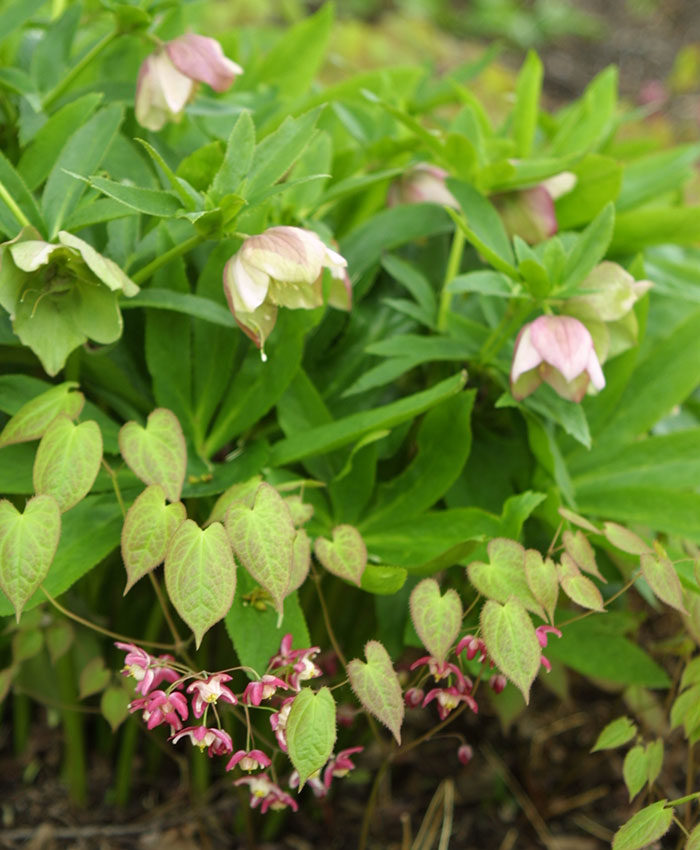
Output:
[
  {"xmin": 603, "ymin": 522, "xmax": 652, "ymax": 556},
  {"xmin": 591, "ymin": 716, "xmax": 637, "ymax": 752},
  {"xmin": 288, "ymin": 528, "xmax": 310, "ymax": 593},
  {"xmin": 0, "ymin": 495, "xmax": 61, "ymax": 620},
  {"xmin": 640, "ymin": 553, "xmax": 687, "ymax": 614},
  {"xmin": 33, "ymin": 416, "xmax": 103, "ymax": 512},
  {"xmin": 0, "ymin": 382, "xmax": 84, "ymax": 448},
  {"xmin": 119, "ymin": 408, "xmax": 187, "ymax": 503},
  {"xmin": 562, "ymin": 529, "xmax": 605, "ymax": 582},
  {"xmin": 284, "ymin": 494, "xmax": 314, "ymax": 526},
  {"xmin": 468, "ymin": 538, "xmax": 545, "ymax": 619},
  {"xmin": 524, "ymin": 550, "xmax": 558, "ymax": 624},
  {"xmin": 623, "ymin": 745, "xmax": 648, "ymax": 801},
  {"xmin": 314, "ymin": 524, "xmax": 367, "ymax": 587},
  {"xmin": 612, "ymin": 800, "xmax": 673, "ymax": 850},
  {"xmin": 558, "ymin": 506, "xmax": 600, "ymax": 534},
  {"xmin": 225, "ymin": 483, "xmax": 295, "ymax": 617},
  {"xmin": 347, "ymin": 640, "xmax": 404, "ymax": 744},
  {"xmin": 409, "ymin": 578, "xmax": 462, "ymax": 664},
  {"xmin": 480, "ymin": 598, "xmax": 540, "ymax": 704},
  {"xmin": 206, "ymin": 475, "xmax": 263, "ymax": 525},
  {"xmin": 164, "ymin": 520, "xmax": 236, "ymax": 648},
  {"xmin": 558, "ymin": 564, "xmax": 605, "ymax": 612},
  {"xmin": 286, "ymin": 687, "xmax": 336, "ymax": 788},
  {"xmin": 122, "ymin": 484, "xmax": 186, "ymax": 593}
]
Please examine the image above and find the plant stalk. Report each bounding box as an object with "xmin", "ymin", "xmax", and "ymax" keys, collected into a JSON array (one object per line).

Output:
[{"xmin": 42, "ymin": 29, "xmax": 119, "ymax": 110}]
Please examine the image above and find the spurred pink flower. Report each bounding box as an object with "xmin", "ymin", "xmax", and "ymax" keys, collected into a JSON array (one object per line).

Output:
[
  {"xmin": 322, "ymin": 746, "xmax": 363, "ymax": 790},
  {"xmin": 510, "ymin": 315, "xmax": 606, "ymax": 403},
  {"xmin": 170, "ymin": 725, "xmax": 233, "ymax": 756},
  {"xmin": 269, "ymin": 634, "xmax": 322, "ymax": 691},
  {"xmin": 536, "ymin": 625, "xmax": 562, "ymax": 672},
  {"xmin": 115, "ymin": 642, "xmax": 180, "ymax": 696},
  {"xmin": 404, "ymin": 687, "xmax": 425, "ymax": 708},
  {"xmin": 225, "ymin": 748, "xmax": 272, "ymax": 772},
  {"xmin": 234, "ymin": 773, "xmax": 299, "ymax": 813},
  {"xmin": 242, "ymin": 674, "xmax": 289, "ymax": 706},
  {"xmin": 423, "ymin": 685, "xmax": 479, "ymax": 721},
  {"xmin": 456, "ymin": 636, "xmax": 487, "ymax": 663},
  {"xmin": 489, "ymin": 674, "xmax": 507, "ymax": 694},
  {"xmin": 409, "ymin": 655, "xmax": 464, "ymax": 681},
  {"xmin": 187, "ymin": 673, "xmax": 237, "ymax": 717},
  {"xmin": 269, "ymin": 696, "xmax": 295, "ymax": 751},
  {"xmin": 129, "ymin": 689, "xmax": 188, "ymax": 733}
]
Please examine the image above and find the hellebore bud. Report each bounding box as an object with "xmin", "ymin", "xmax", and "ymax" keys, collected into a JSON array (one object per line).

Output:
[
  {"xmin": 388, "ymin": 164, "xmax": 460, "ymax": 209},
  {"xmin": 493, "ymin": 172, "xmax": 576, "ymax": 244}
]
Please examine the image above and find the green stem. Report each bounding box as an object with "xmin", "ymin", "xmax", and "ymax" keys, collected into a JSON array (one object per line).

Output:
[
  {"xmin": 55, "ymin": 650, "xmax": 87, "ymax": 804},
  {"xmin": 12, "ymin": 692, "xmax": 30, "ymax": 755},
  {"xmin": 0, "ymin": 179, "xmax": 30, "ymax": 229},
  {"xmin": 131, "ymin": 234, "xmax": 205, "ymax": 286},
  {"xmin": 669, "ymin": 791, "xmax": 700, "ymax": 808},
  {"xmin": 436, "ymin": 227, "xmax": 465, "ymax": 332},
  {"xmin": 42, "ymin": 29, "xmax": 119, "ymax": 110},
  {"xmin": 478, "ymin": 299, "xmax": 532, "ymax": 365}
]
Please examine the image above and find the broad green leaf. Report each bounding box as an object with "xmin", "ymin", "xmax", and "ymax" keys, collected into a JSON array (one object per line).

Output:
[
  {"xmin": 289, "ymin": 528, "xmax": 311, "ymax": 593},
  {"xmin": 85, "ymin": 175, "xmax": 182, "ymax": 217},
  {"xmin": 0, "ymin": 382, "xmax": 83, "ymax": 448},
  {"xmin": 409, "ymin": 579, "xmax": 462, "ymax": 664},
  {"xmin": 640, "ymin": 553, "xmax": 686, "ymax": 614},
  {"xmin": 447, "ymin": 179, "xmax": 515, "ymax": 271},
  {"xmin": 79, "ymin": 657, "xmax": 110, "ymax": 699},
  {"xmin": 347, "ymin": 640, "xmax": 404, "ymax": 744},
  {"xmin": 612, "ymin": 801, "xmax": 673, "ymax": 850},
  {"xmin": 122, "ymin": 485, "xmax": 186, "ymax": 593},
  {"xmin": 560, "ymin": 202, "xmax": 614, "ymax": 290},
  {"xmin": 562, "ymin": 529, "xmax": 604, "ymax": 581},
  {"xmin": 286, "ymin": 687, "xmax": 336, "ymax": 788},
  {"xmin": 33, "ymin": 417, "xmax": 102, "ymax": 512},
  {"xmin": 284, "ymin": 495, "xmax": 314, "ymax": 527},
  {"xmin": 512, "ymin": 50, "xmax": 542, "ymax": 158},
  {"xmin": 119, "ymin": 409, "xmax": 187, "ymax": 503},
  {"xmin": 121, "ymin": 288, "xmax": 235, "ymax": 328},
  {"xmin": 591, "ymin": 716, "xmax": 637, "ymax": 752},
  {"xmin": 603, "ymin": 522, "xmax": 652, "ymax": 555},
  {"xmin": 0, "ymin": 495, "xmax": 60, "ymax": 620},
  {"xmin": 555, "ymin": 154, "xmax": 622, "ymax": 230},
  {"xmin": 164, "ymin": 520, "xmax": 236, "ymax": 648},
  {"xmin": 468, "ymin": 538, "xmax": 545, "ymax": 618},
  {"xmin": 360, "ymin": 565, "xmax": 407, "ymax": 595},
  {"xmin": 314, "ymin": 524, "xmax": 367, "ymax": 587},
  {"xmin": 646, "ymin": 739, "xmax": 663, "ymax": 787},
  {"xmin": 0, "ymin": 444, "xmax": 38, "ymax": 495},
  {"xmin": 0, "ymin": 150, "xmax": 45, "ymax": 235},
  {"xmin": 481, "ymin": 598, "xmax": 540, "ymax": 703},
  {"xmin": 687, "ymin": 824, "xmax": 700, "ymax": 850},
  {"xmin": 623, "ymin": 745, "xmax": 648, "ymax": 801},
  {"xmin": 524, "ymin": 551, "xmax": 558, "ymax": 624},
  {"xmin": 559, "ymin": 570, "xmax": 604, "ymax": 612},
  {"xmin": 225, "ymin": 483, "xmax": 295, "ymax": 617},
  {"xmin": 101, "ymin": 685, "xmax": 130, "ymax": 732},
  {"xmin": 211, "ymin": 111, "xmax": 255, "ymax": 197}
]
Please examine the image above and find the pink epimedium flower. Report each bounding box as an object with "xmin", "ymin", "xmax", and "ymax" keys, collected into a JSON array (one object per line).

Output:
[
  {"xmin": 170, "ymin": 725, "xmax": 233, "ymax": 757},
  {"xmin": 129, "ymin": 689, "xmax": 188, "ymax": 733},
  {"xmin": 225, "ymin": 749, "xmax": 272, "ymax": 772},
  {"xmin": 242, "ymin": 675, "xmax": 289, "ymax": 707},
  {"xmin": 234, "ymin": 774, "xmax": 299, "ymax": 813},
  {"xmin": 489, "ymin": 674, "xmax": 507, "ymax": 694},
  {"xmin": 289, "ymin": 769, "xmax": 327, "ymax": 798},
  {"xmin": 536, "ymin": 625, "xmax": 562, "ymax": 673},
  {"xmin": 510, "ymin": 315, "xmax": 606, "ymax": 403},
  {"xmin": 268, "ymin": 634, "xmax": 322, "ymax": 690},
  {"xmin": 456, "ymin": 636, "xmax": 487, "ymax": 663},
  {"xmin": 409, "ymin": 655, "xmax": 464, "ymax": 682},
  {"xmin": 457, "ymin": 744, "xmax": 474, "ymax": 766},
  {"xmin": 404, "ymin": 687, "xmax": 425, "ymax": 708},
  {"xmin": 135, "ymin": 34, "xmax": 242, "ymax": 131},
  {"xmin": 186, "ymin": 673, "xmax": 237, "ymax": 718},
  {"xmin": 223, "ymin": 226, "xmax": 350, "ymax": 352},
  {"xmin": 115, "ymin": 642, "xmax": 180, "ymax": 696},
  {"xmin": 269, "ymin": 696, "xmax": 295, "ymax": 752},
  {"xmin": 322, "ymin": 747, "xmax": 363, "ymax": 791},
  {"xmin": 423, "ymin": 686, "xmax": 479, "ymax": 721}
]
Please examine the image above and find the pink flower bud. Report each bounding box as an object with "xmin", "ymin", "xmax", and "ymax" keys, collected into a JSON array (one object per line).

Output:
[
  {"xmin": 404, "ymin": 687, "xmax": 425, "ymax": 708},
  {"xmin": 489, "ymin": 674, "xmax": 507, "ymax": 694},
  {"xmin": 457, "ymin": 744, "xmax": 473, "ymax": 765},
  {"xmin": 388, "ymin": 164, "xmax": 460, "ymax": 209},
  {"xmin": 492, "ymin": 172, "xmax": 575, "ymax": 244},
  {"xmin": 510, "ymin": 315, "xmax": 606, "ymax": 403}
]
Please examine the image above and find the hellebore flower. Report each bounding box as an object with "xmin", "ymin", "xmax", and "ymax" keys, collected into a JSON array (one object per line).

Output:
[
  {"xmin": 115, "ymin": 642, "xmax": 180, "ymax": 696},
  {"xmin": 187, "ymin": 673, "xmax": 237, "ymax": 718},
  {"xmin": 226, "ymin": 749, "xmax": 272, "ymax": 772},
  {"xmin": 223, "ymin": 226, "xmax": 350, "ymax": 353},
  {"xmin": 170, "ymin": 725, "xmax": 233, "ymax": 756},
  {"xmin": 135, "ymin": 33, "xmax": 242, "ymax": 131},
  {"xmin": 510, "ymin": 315, "xmax": 606, "ymax": 403},
  {"xmin": 493, "ymin": 172, "xmax": 576, "ymax": 244},
  {"xmin": 387, "ymin": 164, "xmax": 460, "ymax": 209},
  {"xmin": 0, "ymin": 229, "xmax": 139, "ymax": 377}
]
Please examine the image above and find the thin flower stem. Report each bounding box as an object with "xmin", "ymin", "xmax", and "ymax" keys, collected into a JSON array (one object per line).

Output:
[
  {"xmin": 556, "ymin": 574, "xmax": 638, "ymax": 629},
  {"xmin": 0, "ymin": 179, "xmax": 30, "ymax": 229},
  {"xmin": 436, "ymin": 226, "xmax": 465, "ymax": 332},
  {"xmin": 131, "ymin": 233, "xmax": 206, "ymax": 285},
  {"xmin": 101, "ymin": 458, "xmax": 126, "ymax": 517},
  {"xmin": 669, "ymin": 791, "xmax": 700, "ymax": 807},
  {"xmin": 42, "ymin": 29, "xmax": 119, "ymax": 110},
  {"xmin": 479, "ymin": 298, "xmax": 532, "ymax": 365},
  {"xmin": 685, "ymin": 742, "xmax": 695, "ymax": 829},
  {"xmin": 147, "ymin": 572, "xmax": 196, "ymax": 668},
  {"xmin": 310, "ymin": 563, "xmax": 347, "ymax": 668}
]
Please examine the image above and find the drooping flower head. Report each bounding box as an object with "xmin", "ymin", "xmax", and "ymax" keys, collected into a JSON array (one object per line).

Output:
[
  {"xmin": 187, "ymin": 673, "xmax": 237, "ymax": 718},
  {"xmin": 170, "ymin": 725, "xmax": 233, "ymax": 757},
  {"xmin": 129, "ymin": 689, "xmax": 189, "ymax": 733},
  {"xmin": 115, "ymin": 642, "xmax": 180, "ymax": 696},
  {"xmin": 225, "ymin": 748, "xmax": 272, "ymax": 773},
  {"xmin": 493, "ymin": 172, "xmax": 576, "ymax": 244},
  {"xmin": 388, "ymin": 164, "xmax": 460, "ymax": 209},
  {"xmin": 242, "ymin": 674, "xmax": 289, "ymax": 707},
  {"xmin": 510, "ymin": 315, "xmax": 606, "ymax": 403},
  {"xmin": 234, "ymin": 773, "xmax": 299, "ymax": 813}
]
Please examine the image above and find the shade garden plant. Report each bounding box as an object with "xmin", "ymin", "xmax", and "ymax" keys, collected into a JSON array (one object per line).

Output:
[{"xmin": 2, "ymin": 2, "xmax": 700, "ymax": 847}]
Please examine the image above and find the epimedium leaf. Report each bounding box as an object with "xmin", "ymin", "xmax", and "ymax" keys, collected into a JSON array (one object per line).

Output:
[
  {"xmin": 562, "ymin": 529, "xmax": 605, "ymax": 582},
  {"xmin": 314, "ymin": 524, "xmax": 367, "ymax": 587},
  {"xmin": 122, "ymin": 484, "xmax": 187, "ymax": 594},
  {"xmin": 206, "ymin": 475, "xmax": 263, "ymax": 526},
  {"xmin": 101, "ymin": 685, "xmax": 130, "ymax": 732},
  {"xmin": 0, "ymin": 381, "xmax": 84, "ymax": 448},
  {"xmin": 480, "ymin": 598, "xmax": 541, "ymax": 704},
  {"xmin": 467, "ymin": 538, "xmax": 545, "ymax": 619},
  {"xmin": 646, "ymin": 739, "xmax": 663, "ymax": 788},
  {"xmin": 688, "ymin": 823, "xmax": 700, "ymax": 850},
  {"xmin": 347, "ymin": 640, "xmax": 404, "ymax": 744},
  {"xmin": 559, "ymin": 570, "xmax": 605, "ymax": 612},
  {"xmin": 640, "ymin": 553, "xmax": 687, "ymax": 614},
  {"xmin": 360, "ymin": 565, "xmax": 408, "ymax": 596},
  {"xmin": 284, "ymin": 495, "xmax": 314, "ymax": 527},
  {"xmin": 286, "ymin": 687, "xmax": 336, "ymax": 788},
  {"xmin": 289, "ymin": 529, "xmax": 311, "ymax": 594},
  {"xmin": 164, "ymin": 519, "xmax": 236, "ymax": 649},
  {"xmin": 0, "ymin": 495, "xmax": 61, "ymax": 621},
  {"xmin": 623, "ymin": 745, "xmax": 648, "ymax": 801},
  {"xmin": 79, "ymin": 657, "xmax": 110, "ymax": 699},
  {"xmin": 225, "ymin": 483, "xmax": 295, "ymax": 619},
  {"xmin": 591, "ymin": 716, "xmax": 637, "ymax": 752},
  {"xmin": 558, "ymin": 506, "xmax": 600, "ymax": 534},
  {"xmin": 119, "ymin": 408, "xmax": 187, "ymax": 503},
  {"xmin": 33, "ymin": 416, "xmax": 103, "ymax": 513},
  {"xmin": 524, "ymin": 550, "xmax": 558, "ymax": 624},
  {"xmin": 603, "ymin": 522, "xmax": 652, "ymax": 555},
  {"xmin": 409, "ymin": 578, "xmax": 462, "ymax": 664}
]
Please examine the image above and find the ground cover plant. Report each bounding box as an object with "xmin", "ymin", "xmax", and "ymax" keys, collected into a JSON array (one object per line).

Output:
[{"xmin": 2, "ymin": 1, "xmax": 700, "ymax": 847}]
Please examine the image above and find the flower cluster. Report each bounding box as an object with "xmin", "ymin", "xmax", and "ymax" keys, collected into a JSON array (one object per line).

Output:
[{"xmin": 406, "ymin": 651, "xmax": 479, "ymax": 722}]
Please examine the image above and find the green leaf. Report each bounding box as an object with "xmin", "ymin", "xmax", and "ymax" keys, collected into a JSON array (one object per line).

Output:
[
  {"xmin": 0, "ymin": 382, "xmax": 83, "ymax": 448},
  {"xmin": 560, "ymin": 202, "xmax": 614, "ymax": 290},
  {"xmin": 0, "ymin": 0, "xmax": 47, "ymax": 43},
  {"xmin": 45, "ymin": 620, "xmax": 73, "ymax": 663},
  {"xmin": 0, "ymin": 495, "xmax": 61, "ymax": 620},
  {"xmin": 225, "ymin": 483, "xmax": 295, "ymax": 618},
  {"xmin": 211, "ymin": 111, "xmax": 255, "ymax": 197},
  {"xmin": 121, "ymin": 288, "xmax": 235, "ymax": 328},
  {"xmin": 122, "ymin": 485, "xmax": 186, "ymax": 594},
  {"xmin": 0, "ymin": 150, "xmax": 45, "ymax": 235},
  {"xmin": 623, "ymin": 745, "xmax": 648, "ymax": 801},
  {"xmin": 135, "ymin": 139, "xmax": 198, "ymax": 209},
  {"xmin": 79, "ymin": 657, "xmax": 110, "ymax": 699},
  {"xmin": 646, "ymin": 739, "xmax": 663, "ymax": 787},
  {"xmin": 42, "ymin": 104, "xmax": 123, "ymax": 238},
  {"xmin": 381, "ymin": 254, "xmax": 437, "ymax": 319},
  {"xmin": 591, "ymin": 716, "xmax": 637, "ymax": 752},
  {"xmin": 409, "ymin": 579, "xmax": 462, "ymax": 664},
  {"xmin": 617, "ymin": 145, "xmax": 700, "ymax": 213},
  {"xmin": 33, "ymin": 417, "xmax": 102, "ymax": 512},
  {"xmin": 555, "ymin": 154, "xmax": 622, "ymax": 230},
  {"xmin": 512, "ymin": 50, "xmax": 542, "ymax": 158},
  {"xmin": 447, "ymin": 270, "xmax": 514, "ymax": 297},
  {"xmin": 559, "ymin": 570, "xmax": 604, "ymax": 612},
  {"xmin": 524, "ymin": 551, "xmax": 558, "ymax": 624},
  {"xmin": 612, "ymin": 801, "xmax": 673, "ymax": 850},
  {"xmin": 286, "ymin": 687, "xmax": 336, "ymax": 788},
  {"xmin": 164, "ymin": 520, "xmax": 236, "ymax": 648},
  {"xmin": 119, "ymin": 409, "xmax": 187, "ymax": 503},
  {"xmin": 603, "ymin": 522, "xmax": 651, "ymax": 555},
  {"xmin": 101, "ymin": 685, "xmax": 130, "ymax": 732},
  {"xmin": 360, "ymin": 565, "xmax": 407, "ymax": 595},
  {"xmin": 84, "ymin": 175, "xmax": 182, "ymax": 217},
  {"xmin": 551, "ymin": 67, "xmax": 617, "ymax": 158},
  {"xmin": 347, "ymin": 640, "xmax": 404, "ymax": 744},
  {"xmin": 612, "ymin": 206, "xmax": 700, "ymax": 253},
  {"xmin": 314, "ymin": 524, "xmax": 367, "ymax": 587},
  {"xmin": 468, "ymin": 538, "xmax": 545, "ymax": 618},
  {"xmin": 447, "ymin": 179, "xmax": 515, "ymax": 271},
  {"xmin": 481, "ymin": 598, "xmax": 540, "ymax": 703},
  {"xmin": 640, "ymin": 553, "xmax": 686, "ymax": 614},
  {"xmin": 562, "ymin": 530, "xmax": 604, "ymax": 581},
  {"xmin": 207, "ymin": 476, "xmax": 263, "ymax": 526}
]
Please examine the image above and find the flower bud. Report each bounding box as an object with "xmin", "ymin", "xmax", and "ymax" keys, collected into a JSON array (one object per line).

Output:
[
  {"xmin": 489, "ymin": 674, "xmax": 507, "ymax": 694},
  {"xmin": 492, "ymin": 172, "xmax": 576, "ymax": 244},
  {"xmin": 388, "ymin": 164, "xmax": 460, "ymax": 209},
  {"xmin": 457, "ymin": 744, "xmax": 473, "ymax": 766},
  {"xmin": 404, "ymin": 687, "xmax": 425, "ymax": 708}
]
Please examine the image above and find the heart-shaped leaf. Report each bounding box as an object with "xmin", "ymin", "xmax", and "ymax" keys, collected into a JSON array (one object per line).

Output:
[
  {"xmin": 286, "ymin": 687, "xmax": 336, "ymax": 788},
  {"xmin": 524, "ymin": 550, "xmax": 558, "ymax": 624},
  {"xmin": 0, "ymin": 495, "xmax": 61, "ymax": 620},
  {"xmin": 612, "ymin": 801, "xmax": 673, "ymax": 850},
  {"xmin": 603, "ymin": 522, "xmax": 652, "ymax": 556},
  {"xmin": 288, "ymin": 529, "xmax": 310, "ymax": 594},
  {"xmin": 480, "ymin": 598, "xmax": 540, "ymax": 704},
  {"xmin": 640, "ymin": 553, "xmax": 687, "ymax": 614},
  {"xmin": 122, "ymin": 484, "xmax": 187, "ymax": 593},
  {"xmin": 360, "ymin": 565, "xmax": 407, "ymax": 595},
  {"xmin": 206, "ymin": 475, "xmax": 262, "ymax": 525},
  {"xmin": 409, "ymin": 578, "xmax": 462, "ymax": 663},
  {"xmin": 563, "ymin": 529, "xmax": 605, "ymax": 581},
  {"xmin": 101, "ymin": 685, "xmax": 131, "ymax": 732},
  {"xmin": 558, "ymin": 568, "xmax": 605, "ymax": 612},
  {"xmin": 314, "ymin": 524, "xmax": 367, "ymax": 587},
  {"xmin": 591, "ymin": 716, "xmax": 637, "ymax": 752},
  {"xmin": 33, "ymin": 416, "xmax": 103, "ymax": 512},
  {"xmin": 623, "ymin": 745, "xmax": 648, "ymax": 801},
  {"xmin": 225, "ymin": 483, "xmax": 295, "ymax": 618},
  {"xmin": 164, "ymin": 519, "xmax": 236, "ymax": 648},
  {"xmin": 467, "ymin": 538, "xmax": 545, "ymax": 618},
  {"xmin": 0, "ymin": 382, "xmax": 84, "ymax": 448},
  {"xmin": 347, "ymin": 640, "xmax": 404, "ymax": 744},
  {"xmin": 79, "ymin": 657, "xmax": 111, "ymax": 698},
  {"xmin": 284, "ymin": 495, "xmax": 314, "ymax": 527},
  {"xmin": 119, "ymin": 408, "xmax": 186, "ymax": 503}
]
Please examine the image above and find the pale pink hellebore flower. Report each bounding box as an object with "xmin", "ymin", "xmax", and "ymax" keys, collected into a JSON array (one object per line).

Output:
[
  {"xmin": 494, "ymin": 172, "xmax": 577, "ymax": 244},
  {"xmin": 135, "ymin": 34, "xmax": 242, "ymax": 131},
  {"xmin": 388, "ymin": 164, "xmax": 460, "ymax": 209},
  {"xmin": 223, "ymin": 226, "xmax": 350, "ymax": 354},
  {"xmin": 510, "ymin": 315, "xmax": 606, "ymax": 403}
]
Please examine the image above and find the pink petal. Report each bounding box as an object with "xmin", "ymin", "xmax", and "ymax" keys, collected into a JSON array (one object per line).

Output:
[
  {"xmin": 166, "ymin": 34, "xmax": 242, "ymax": 92},
  {"xmin": 530, "ymin": 315, "xmax": 593, "ymax": 383}
]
